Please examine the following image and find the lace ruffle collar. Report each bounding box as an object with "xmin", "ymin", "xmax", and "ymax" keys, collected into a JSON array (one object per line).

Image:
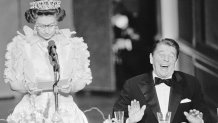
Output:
[{"xmin": 18, "ymin": 25, "xmax": 76, "ymax": 46}]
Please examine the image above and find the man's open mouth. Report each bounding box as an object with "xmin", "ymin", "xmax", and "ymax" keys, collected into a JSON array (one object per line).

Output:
[{"xmin": 160, "ymin": 65, "xmax": 169, "ymax": 69}]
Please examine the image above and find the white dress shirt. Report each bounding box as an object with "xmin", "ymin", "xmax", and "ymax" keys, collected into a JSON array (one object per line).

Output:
[{"xmin": 153, "ymin": 72, "xmax": 172, "ymax": 116}]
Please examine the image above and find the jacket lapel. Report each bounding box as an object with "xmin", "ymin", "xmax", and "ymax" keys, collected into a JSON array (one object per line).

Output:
[
  {"xmin": 168, "ymin": 72, "xmax": 183, "ymax": 122},
  {"xmin": 138, "ymin": 72, "xmax": 185, "ymax": 122},
  {"xmin": 138, "ymin": 72, "xmax": 161, "ymax": 120}
]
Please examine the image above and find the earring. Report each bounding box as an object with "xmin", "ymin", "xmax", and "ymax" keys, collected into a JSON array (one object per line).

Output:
[
  {"xmin": 55, "ymin": 26, "xmax": 60, "ymax": 34},
  {"xmin": 33, "ymin": 25, "xmax": 37, "ymax": 35}
]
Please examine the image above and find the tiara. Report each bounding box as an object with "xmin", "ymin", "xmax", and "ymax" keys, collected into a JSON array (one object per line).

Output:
[{"xmin": 30, "ymin": 0, "xmax": 61, "ymax": 10}]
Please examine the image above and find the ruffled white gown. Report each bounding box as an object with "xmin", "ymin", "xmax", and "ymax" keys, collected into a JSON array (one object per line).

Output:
[{"xmin": 4, "ymin": 26, "xmax": 92, "ymax": 123}]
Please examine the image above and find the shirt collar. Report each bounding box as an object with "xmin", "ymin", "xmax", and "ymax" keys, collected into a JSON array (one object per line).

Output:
[{"xmin": 152, "ymin": 71, "xmax": 173, "ymax": 83}]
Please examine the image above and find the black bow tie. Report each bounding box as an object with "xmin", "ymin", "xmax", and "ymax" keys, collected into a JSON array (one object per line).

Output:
[{"xmin": 155, "ymin": 77, "xmax": 173, "ymax": 87}]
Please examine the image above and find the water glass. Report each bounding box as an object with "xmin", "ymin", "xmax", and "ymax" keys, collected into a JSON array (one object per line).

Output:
[
  {"xmin": 114, "ymin": 111, "xmax": 124, "ymax": 123},
  {"xmin": 157, "ymin": 111, "xmax": 171, "ymax": 123}
]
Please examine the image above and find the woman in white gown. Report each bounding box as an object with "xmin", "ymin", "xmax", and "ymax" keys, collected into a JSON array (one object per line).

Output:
[{"xmin": 4, "ymin": 0, "xmax": 92, "ymax": 122}]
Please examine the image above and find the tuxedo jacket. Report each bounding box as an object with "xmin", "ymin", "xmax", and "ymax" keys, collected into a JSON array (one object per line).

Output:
[{"xmin": 113, "ymin": 71, "xmax": 212, "ymax": 123}]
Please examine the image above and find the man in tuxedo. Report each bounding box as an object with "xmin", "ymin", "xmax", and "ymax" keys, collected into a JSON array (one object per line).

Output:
[{"xmin": 113, "ymin": 38, "xmax": 212, "ymax": 123}]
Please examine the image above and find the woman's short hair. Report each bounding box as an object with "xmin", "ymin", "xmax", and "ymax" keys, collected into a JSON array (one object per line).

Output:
[
  {"xmin": 25, "ymin": 7, "xmax": 66, "ymax": 23},
  {"xmin": 151, "ymin": 38, "xmax": 180, "ymax": 58}
]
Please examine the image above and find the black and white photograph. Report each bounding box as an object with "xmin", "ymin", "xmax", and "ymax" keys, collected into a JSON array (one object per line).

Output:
[{"xmin": 0, "ymin": 0, "xmax": 217, "ymax": 123}]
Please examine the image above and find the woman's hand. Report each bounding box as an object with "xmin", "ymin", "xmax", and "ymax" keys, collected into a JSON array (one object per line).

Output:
[
  {"xmin": 127, "ymin": 99, "xmax": 146, "ymax": 123},
  {"xmin": 25, "ymin": 82, "xmax": 42, "ymax": 95},
  {"xmin": 58, "ymin": 84, "xmax": 72, "ymax": 96}
]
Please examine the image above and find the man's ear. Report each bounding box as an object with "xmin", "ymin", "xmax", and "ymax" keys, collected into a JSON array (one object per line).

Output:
[
  {"xmin": 149, "ymin": 53, "xmax": 153, "ymax": 64},
  {"xmin": 175, "ymin": 58, "xmax": 178, "ymax": 67}
]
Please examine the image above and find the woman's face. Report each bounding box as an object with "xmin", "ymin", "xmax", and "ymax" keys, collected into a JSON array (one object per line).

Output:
[{"xmin": 35, "ymin": 15, "xmax": 57, "ymax": 40}]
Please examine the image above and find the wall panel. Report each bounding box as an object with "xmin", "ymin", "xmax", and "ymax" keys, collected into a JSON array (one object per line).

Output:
[
  {"xmin": 74, "ymin": 0, "xmax": 115, "ymax": 91},
  {"xmin": 0, "ymin": 0, "xmax": 19, "ymax": 98}
]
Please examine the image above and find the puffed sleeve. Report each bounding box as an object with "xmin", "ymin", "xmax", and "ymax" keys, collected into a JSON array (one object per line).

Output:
[
  {"xmin": 68, "ymin": 37, "xmax": 92, "ymax": 92},
  {"xmin": 4, "ymin": 34, "xmax": 27, "ymax": 92}
]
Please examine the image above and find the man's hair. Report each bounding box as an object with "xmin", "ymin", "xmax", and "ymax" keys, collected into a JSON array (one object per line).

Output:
[{"xmin": 151, "ymin": 38, "xmax": 180, "ymax": 58}]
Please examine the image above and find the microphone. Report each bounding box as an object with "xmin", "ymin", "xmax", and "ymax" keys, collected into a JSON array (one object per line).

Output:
[{"xmin": 47, "ymin": 40, "xmax": 60, "ymax": 72}]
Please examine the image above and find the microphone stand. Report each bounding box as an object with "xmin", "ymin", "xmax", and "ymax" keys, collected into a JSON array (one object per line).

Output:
[
  {"xmin": 47, "ymin": 41, "xmax": 63, "ymax": 123},
  {"xmin": 53, "ymin": 70, "xmax": 59, "ymax": 113},
  {"xmin": 51, "ymin": 61, "xmax": 63, "ymax": 123}
]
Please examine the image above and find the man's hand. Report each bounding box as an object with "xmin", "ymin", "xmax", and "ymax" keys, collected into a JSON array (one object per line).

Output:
[
  {"xmin": 127, "ymin": 99, "xmax": 146, "ymax": 123},
  {"xmin": 184, "ymin": 109, "xmax": 204, "ymax": 123}
]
